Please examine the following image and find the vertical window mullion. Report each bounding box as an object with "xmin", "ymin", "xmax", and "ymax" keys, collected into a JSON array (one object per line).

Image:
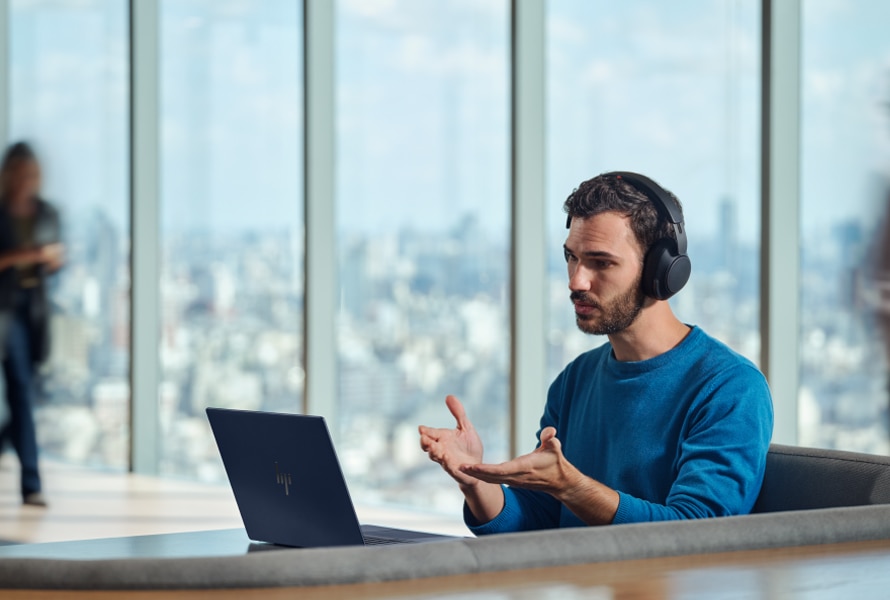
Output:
[
  {"xmin": 129, "ymin": 0, "xmax": 161, "ymax": 473},
  {"xmin": 760, "ymin": 0, "xmax": 801, "ymax": 445},
  {"xmin": 511, "ymin": 0, "xmax": 547, "ymax": 456},
  {"xmin": 303, "ymin": 0, "xmax": 338, "ymax": 429}
]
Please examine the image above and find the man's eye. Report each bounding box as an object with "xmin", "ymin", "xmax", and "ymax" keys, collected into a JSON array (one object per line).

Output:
[
  {"xmin": 596, "ymin": 261, "xmax": 612, "ymax": 269},
  {"xmin": 564, "ymin": 251, "xmax": 576, "ymax": 263}
]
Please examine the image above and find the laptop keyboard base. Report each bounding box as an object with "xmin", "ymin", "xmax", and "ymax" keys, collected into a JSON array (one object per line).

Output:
[{"xmin": 361, "ymin": 535, "xmax": 416, "ymax": 546}]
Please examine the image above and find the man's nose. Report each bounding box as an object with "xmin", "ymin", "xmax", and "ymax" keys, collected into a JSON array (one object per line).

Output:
[{"xmin": 568, "ymin": 265, "xmax": 593, "ymax": 292}]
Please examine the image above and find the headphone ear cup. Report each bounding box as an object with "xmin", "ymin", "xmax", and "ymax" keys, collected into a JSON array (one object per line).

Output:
[
  {"xmin": 665, "ymin": 253, "xmax": 691, "ymax": 298},
  {"xmin": 641, "ymin": 240, "xmax": 671, "ymax": 300},
  {"xmin": 642, "ymin": 239, "xmax": 691, "ymax": 301}
]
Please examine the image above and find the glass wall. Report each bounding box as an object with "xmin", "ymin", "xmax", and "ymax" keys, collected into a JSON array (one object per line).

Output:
[
  {"xmin": 799, "ymin": 0, "xmax": 890, "ymax": 453},
  {"xmin": 335, "ymin": 0, "xmax": 510, "ymax": 510},
  {"xmin": 7, "ymin": 0, "xmax": 889, "ymax": 500},
  {"xmin": 546, "ymin": 0, "xmax": 761, "ymax": 379},
  {"xmin": 7, "ymin": 0, "xmax": 130, "ymax": 468},
  {"xmin": 158, "ymin": 0, "xmax": 304, "ymax": 480}
]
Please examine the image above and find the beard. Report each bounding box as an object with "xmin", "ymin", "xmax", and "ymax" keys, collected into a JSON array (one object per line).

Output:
[{"xmin": 571, "ymin": 276, "xmax": 645, "ymax": 336}]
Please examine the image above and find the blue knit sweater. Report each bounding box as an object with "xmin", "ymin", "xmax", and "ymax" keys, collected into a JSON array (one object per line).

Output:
[{"xmin": 467, "ymin": 326, "xmax": 774, "ymax": 533}]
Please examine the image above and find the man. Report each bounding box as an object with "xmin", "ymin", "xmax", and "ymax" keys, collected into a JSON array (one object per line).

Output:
[{"xmin": 419, "ymin": 171, "xmax": 773, "ymax": 532}]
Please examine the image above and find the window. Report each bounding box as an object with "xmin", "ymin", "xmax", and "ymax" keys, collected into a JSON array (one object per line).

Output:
[
  {"xmin": 335, "ymin": 0, "xmax": 510, "ymax": 511},
  {"xmin": 158, "ymin": 0, "xmax": 303, "ymax": 479},
  {"xmin": 799, "ymin": 0, "xmax": 890, "ymax": 453},
  {"xmin": 8, "ymin": 0, "xmax": 130, "ymax": 468},
  {"xmin": 546, "ymin": 0, "xmax": 761, "ymax": 379},
  {"xmin": 14, "ymin": 0, "xmax": 885, "ymax": 497}
]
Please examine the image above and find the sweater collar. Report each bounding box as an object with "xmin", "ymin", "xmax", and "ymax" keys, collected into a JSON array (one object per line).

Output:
[{"xmin": 604, "ymin": 325, "xmax": 701, "ymax": 376}]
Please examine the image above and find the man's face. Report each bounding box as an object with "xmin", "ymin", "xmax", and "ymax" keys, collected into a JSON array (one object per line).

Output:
[{"xmin": 563, "ymin": 212, "xmax": 646, "ymax": 336}]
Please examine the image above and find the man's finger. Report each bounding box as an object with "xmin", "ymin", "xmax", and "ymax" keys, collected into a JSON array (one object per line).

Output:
[
  {"xmin": 419, "ymin": 432, "xmax": 444, "ymax": 452},
  {"xmin": 421, "ymin": 440, "xmax": 442, "ymax": 462},
  {"xmin": 419, "ymin": 426, "xmax": 446, "ymax": 442},
  {"xmin": 461, "ymin": 461, "xmax": 524, "ymax": 478},
  {"xmin": 540, "ymin": 426, "xmax": 557, "ymax": 442},
  {"xmin": 461, "ymin": 473, "xmax": 503, "ymax": 485},
  {"xmin": 459, "ymin": 466, "xmax": 511, "ymax": 486},
  {"xmin": 546, "ymin": 434, "xmax": 563, "ymax": 455},
  {"xmin": 539, "ymin": 427, "xmax": 561, "ymax": 452},
  {"xmin": 460, "ymin": 464, "xmax": 497, "ymax": 476},
  {"xmin": 445, "ymin": 395, "xmax": 473, "ymax": 431}
]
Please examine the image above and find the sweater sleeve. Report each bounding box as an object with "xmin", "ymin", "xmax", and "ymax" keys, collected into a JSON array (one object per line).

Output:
[
  {"xmin": 613, "ymin": 365, "xmax": 774, "ymax": 524},
  {"xmin": 464, "ymin": 486, "xmax": 562, "ymax": 535}
]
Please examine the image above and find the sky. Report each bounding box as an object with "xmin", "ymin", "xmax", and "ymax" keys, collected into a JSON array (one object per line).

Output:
[
  {"xmin": 6, "ymin": 0, "xmax": 890, "ymax": 246},
  {"xmin": 800, "ymin": 0, "xmax": 890, "ymax": 238}
]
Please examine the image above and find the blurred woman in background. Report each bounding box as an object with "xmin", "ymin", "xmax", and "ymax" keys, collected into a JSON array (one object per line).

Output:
[{"xmin": 0, "ymin": 142, "xmax": 63, "ymax": 507}]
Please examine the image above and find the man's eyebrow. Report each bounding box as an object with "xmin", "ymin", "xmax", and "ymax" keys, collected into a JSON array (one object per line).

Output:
[{"xmin": 563, "ymin": 244, "xmax": 619, "ymax": 260}]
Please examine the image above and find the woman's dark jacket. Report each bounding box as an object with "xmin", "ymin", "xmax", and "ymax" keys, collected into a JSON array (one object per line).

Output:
[{"xmin": 0, "ymin": 198, "xmax": 62, "ymax": 364}]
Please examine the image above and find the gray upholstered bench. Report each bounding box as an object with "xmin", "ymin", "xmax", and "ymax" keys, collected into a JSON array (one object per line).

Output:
[
  {"xmin": 1, "ymin": 444, "xmax": 889, "ymax": 590},
  {"xmin": 754, "ymin": 444, "xmax": 890, "ymax": 512}
]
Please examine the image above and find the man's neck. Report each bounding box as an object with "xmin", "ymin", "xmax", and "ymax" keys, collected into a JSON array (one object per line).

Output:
[{"xmin": 607, "ymin": 302, "xmax": 691, "ymax": 362}]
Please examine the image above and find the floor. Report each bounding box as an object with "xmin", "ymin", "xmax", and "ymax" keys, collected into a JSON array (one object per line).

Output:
[{"xmin": 0, "ymin": 454, "xmax": 468, "ymax": 545}]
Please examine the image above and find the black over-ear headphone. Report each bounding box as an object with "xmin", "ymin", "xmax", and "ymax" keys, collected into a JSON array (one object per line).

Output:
[{"xmin": 565, "ymin": 171, "xmax": 691, "ymax": 301}]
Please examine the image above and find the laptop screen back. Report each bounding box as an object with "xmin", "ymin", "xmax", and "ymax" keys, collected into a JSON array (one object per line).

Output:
[{"xmin": 206, "ymin": 408, "xmax": 364, "ymax": 547}]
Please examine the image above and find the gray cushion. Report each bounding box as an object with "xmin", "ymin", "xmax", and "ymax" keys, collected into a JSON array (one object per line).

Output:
[{"xmin": 754, "ymin": 444, "xmax": 890, "ymax": 512}]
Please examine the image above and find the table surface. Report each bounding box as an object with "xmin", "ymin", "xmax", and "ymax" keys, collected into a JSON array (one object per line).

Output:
[
  {"xmin": 2, "ymin": 530, "xmax": 890, "ymax": 599},
  {"xmin": 0, "ymin": 526, "xmax": 455, "ymax": 560},
  {"xmin": 0, "ymin": 528, "xmax": 257, "ymax": 560}
]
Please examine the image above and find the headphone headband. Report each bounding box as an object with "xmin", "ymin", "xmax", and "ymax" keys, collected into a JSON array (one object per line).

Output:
[{"xmin": 607, "ymin": 171, "xmax": 687, "ymax": 255}]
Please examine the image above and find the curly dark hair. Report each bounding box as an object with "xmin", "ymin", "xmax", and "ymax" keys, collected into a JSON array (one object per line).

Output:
[{"xmin": 563, "ymin": 172, "xmax": 682, "ymax": 258}]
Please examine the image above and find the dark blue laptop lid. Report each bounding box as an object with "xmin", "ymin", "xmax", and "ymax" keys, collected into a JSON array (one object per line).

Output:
[{"xmin": 206, "ymin": 407, "xmax": 364, "ymax": 548}]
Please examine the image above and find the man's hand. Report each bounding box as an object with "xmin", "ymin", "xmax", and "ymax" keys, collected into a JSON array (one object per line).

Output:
[
  {"xmin": 419, "ymin": 395, "xmax": 506, "ymax": 524},
  {"xmin": 418, "ymin": 395, "xmax": 483, "ymax": 488},
  {"xmin": 460, "ymin": 426, "xmax": 619, "ymax": 526},
  {"xmin": 459, "ymin": 427, "xmax": 579, "ymax": 495}
]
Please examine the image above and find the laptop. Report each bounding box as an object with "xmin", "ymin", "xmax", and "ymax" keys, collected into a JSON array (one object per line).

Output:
[{"xmin": 206, "ymin": 407, "xmax": 456, "ymax": 548}]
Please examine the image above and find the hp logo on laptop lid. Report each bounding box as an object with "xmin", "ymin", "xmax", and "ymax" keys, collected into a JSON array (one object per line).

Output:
[{"xmin": 274, "ymin": 462, "xmax": 292, "ymax": 496}]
